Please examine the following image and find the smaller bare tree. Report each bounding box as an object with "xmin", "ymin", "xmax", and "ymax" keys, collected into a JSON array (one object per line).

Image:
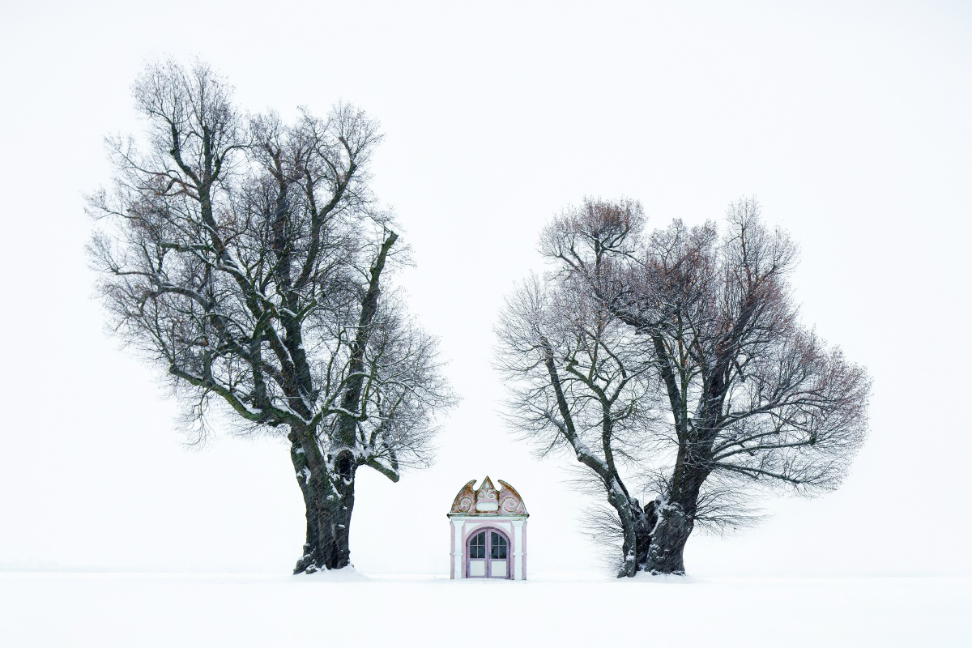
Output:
[{"xmin": 501, "ymin": 197, "xmax": 871, "ymax": 575}]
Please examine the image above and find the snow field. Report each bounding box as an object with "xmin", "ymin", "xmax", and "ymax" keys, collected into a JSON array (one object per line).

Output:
[{"xmin": 1, "ymin": 572, "xmax": 968, "ymax": 647}]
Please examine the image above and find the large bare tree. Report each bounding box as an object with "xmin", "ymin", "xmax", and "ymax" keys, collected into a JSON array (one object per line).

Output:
[
  {"xmin": 88, "ymin": 61, "xmax": 454, "ymax": 573},
  {"xmin": 498, "ymin": 198, "xmax": 870, "ymax": 575}
]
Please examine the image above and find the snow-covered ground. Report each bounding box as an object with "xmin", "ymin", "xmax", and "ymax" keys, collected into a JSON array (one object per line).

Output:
[{"xmin": 1, "ymin": 571, "xmax": 968, "ymax": 647}]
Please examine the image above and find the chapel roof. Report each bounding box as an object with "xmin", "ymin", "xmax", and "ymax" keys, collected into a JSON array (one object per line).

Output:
[{"xmin": 448, "ymin": 476, "xmax": 528, "ymax": 517}]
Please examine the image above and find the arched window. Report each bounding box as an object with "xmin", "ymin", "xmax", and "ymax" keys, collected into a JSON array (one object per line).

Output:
[{"xmin": 467, "ymin": 528, "xmax": 510, "ymax": 579}]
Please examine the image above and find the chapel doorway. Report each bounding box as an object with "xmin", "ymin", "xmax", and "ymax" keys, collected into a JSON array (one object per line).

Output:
[{"xmin": 467, "ymin": 528, "xmax": 510, "ymax": 579}]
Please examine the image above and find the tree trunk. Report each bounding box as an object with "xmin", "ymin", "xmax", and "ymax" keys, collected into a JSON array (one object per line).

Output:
[
  {"xmin": 644, "ymin": 501, "xmax": 694, "ymax": 574},
  {"xmin": 644, "ymin": 468, "xmax": 704, "ymax": 575},
  {"xmin": 291, "ymin": 443, "xmax": 357, "ymax": 574},
  {"xmin": 618, "ymin": 500, "xmax": 654, "ymax": 577}
]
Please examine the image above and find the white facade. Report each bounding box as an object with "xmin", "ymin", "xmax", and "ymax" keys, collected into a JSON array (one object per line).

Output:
[{"xmin": 447, "ymin": 477, "xmax": 528, "ymax": 580}]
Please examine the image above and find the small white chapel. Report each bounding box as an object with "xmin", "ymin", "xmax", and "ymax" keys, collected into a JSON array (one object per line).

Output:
[{"xmin": 447, "ymin": 477, "xmax": 529, "ymax": 580}]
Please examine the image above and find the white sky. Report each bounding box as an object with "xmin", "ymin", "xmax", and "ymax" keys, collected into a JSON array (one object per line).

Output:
[{"xmin": 0, "ymin": 0, "xmax": 969, "ymax": 576}]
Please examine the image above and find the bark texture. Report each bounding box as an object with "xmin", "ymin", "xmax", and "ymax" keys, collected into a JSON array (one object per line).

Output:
[{"xmin": 292, "ymin": 446, "xmax": 356, "ymax": 572}]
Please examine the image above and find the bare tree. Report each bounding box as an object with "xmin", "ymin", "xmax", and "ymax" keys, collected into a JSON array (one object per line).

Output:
[
  {"xmin": 87, "ymin": 61, "xmax": 454, "ymax": 573},
  {"xmin": 500, "ymin": 197, "xmax": 870, "ymax": 575}
]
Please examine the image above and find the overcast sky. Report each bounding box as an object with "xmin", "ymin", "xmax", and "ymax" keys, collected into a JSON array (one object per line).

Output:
[{"xmin": 0, "ymin": 0, "xmax": 969, "ymax": 577}]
